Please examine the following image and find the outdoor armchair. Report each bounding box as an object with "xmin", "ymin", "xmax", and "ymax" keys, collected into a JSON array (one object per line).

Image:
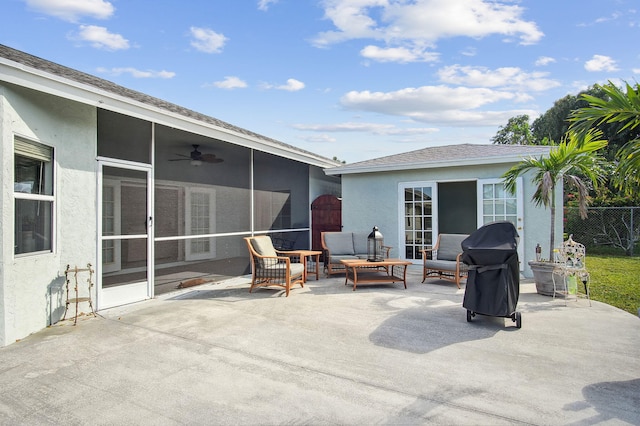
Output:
[
  {"xmin": 244, "ymin": 236, "xmax": 305, "ymax": 296},
  {"xmin": 421, "ymin": 233, "xmax": 469, "ymax": 288}
]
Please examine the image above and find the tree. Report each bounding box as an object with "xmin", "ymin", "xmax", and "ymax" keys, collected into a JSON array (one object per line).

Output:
[
  {"xmin": 531, "ymin": 93, "xmax": 580, "ymax": 144},
  {"xmin": 492, "ymin": 114, "xmax": 533, "ymax": 145},
  {"xmin": 569, "ymin": 81, "xmax": 640, "ymax": 195},
  {"xmin": 533, "ymin": 85, "xmax": 634, "ymax": 161},
  {"xmin": 501, "ymin": 131, "xmax": 607, "ymax": 261}
]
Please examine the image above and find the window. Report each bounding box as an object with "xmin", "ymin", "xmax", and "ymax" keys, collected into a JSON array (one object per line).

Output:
[
  {"xmin": 185, "ymin": 187, "xmax": 216, "ymax": 261},
  {"xmin": 481, "ymin": 181, "xmax": 517, "ymax": 226},
  {"xmin": 14, "ymin": 138, "xmax": 54, "ymax": 255}
]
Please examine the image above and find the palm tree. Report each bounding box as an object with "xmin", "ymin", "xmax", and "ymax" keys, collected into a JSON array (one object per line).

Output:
[
  {"xmin": 501, "ymin": 130, "xmax": 607, "ymax": 261},
  {"xmin": 569, "ymin": 81, "xmax": 640, "ymax": 195}
]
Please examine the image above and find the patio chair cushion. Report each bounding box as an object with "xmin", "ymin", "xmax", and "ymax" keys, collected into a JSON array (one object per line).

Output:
[
  {"xmin": 250, "ymin": 236, "xmax": 278, "ymax": 267},
  {"xmin": 424, "ymin": 259, "xmax": 466, "ymax": 271},
  {"xmin": 436, "ymin": 234, "xmax": 467, "ymax": 261},
  {"xmin": 256, "ymin": 262, "xmax": 305, "ymax": 279}
]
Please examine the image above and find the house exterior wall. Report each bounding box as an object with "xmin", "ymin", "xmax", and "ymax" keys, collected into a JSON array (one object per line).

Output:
[
  {"xmin": 310, "ymin": 166, "xmax": 341, "ymax": 202},
  {"xmin": 340, "ymin": 162, "xmax": 562, "ymax": 278},
  {"xmin": 1, "ymin": 83, "xmax": 97, "ymax": 346}
]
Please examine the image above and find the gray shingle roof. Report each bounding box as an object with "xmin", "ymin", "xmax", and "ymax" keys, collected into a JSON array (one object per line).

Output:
[
  {"xmin": 325, "ymin": 143, "xmax": 552, "ymax": 175},
  {"xmin": 0, "ymin": 44, "xmax": 340, "ymax": 167}
]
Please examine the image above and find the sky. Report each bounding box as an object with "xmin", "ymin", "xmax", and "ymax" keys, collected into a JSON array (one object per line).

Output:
[{"xmin": 2, "ymin": 0, "xmax": 639, "ymax": 163}]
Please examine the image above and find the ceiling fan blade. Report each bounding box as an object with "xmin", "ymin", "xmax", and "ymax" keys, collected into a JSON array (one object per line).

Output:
[
  {"xmin": 201, "ymin": 154, "xmax": 224, "ymax": 163},
  {"xmin": 169, "ymin": 144, "xmax": 222, "ymax": 164}
]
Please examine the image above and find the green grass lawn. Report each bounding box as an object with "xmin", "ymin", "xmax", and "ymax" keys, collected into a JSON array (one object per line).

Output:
[{"xmin": 587, "ymin": 255, "xmax": 640, "ymax": 316}]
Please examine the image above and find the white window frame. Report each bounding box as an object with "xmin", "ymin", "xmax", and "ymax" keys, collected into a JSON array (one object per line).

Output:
[
  {"xmin": 13, "ymin": 136, "xmax": 56, "ymax": 257},
  {"xmin": 185, "ymin": 187, "xmax": 217, "ymax": 261},
  {"xmin": 101, "ymin": 179, "xmax": 122, "ymax": 273},
  {"xmin": 397, "ymin": 181, "xmax": 438, "ymax": 262}
]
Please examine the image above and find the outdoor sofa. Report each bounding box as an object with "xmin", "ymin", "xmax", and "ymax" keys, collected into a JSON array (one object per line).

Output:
[{"xmin": 321, "ymin": 231, "xmax": 391, "ymax": 276}]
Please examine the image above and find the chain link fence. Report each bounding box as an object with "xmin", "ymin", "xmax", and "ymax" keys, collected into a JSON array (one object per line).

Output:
[{"xmin": 565, "ymin": 206, "xmax": 640, "ymax": 256}]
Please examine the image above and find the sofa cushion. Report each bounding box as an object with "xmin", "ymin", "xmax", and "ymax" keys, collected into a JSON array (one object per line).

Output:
[
  {"xmin": 329, "ymin": 254, "xmax": 360, "ymax": 263},
  {"xmin": 352, "ymin": 232, "xmax": 370, "ymax": 255},
  {"xmin": 436, "ymin": 234, "xmax": 468, "ymax": 261},
  {"xmin": 324, "ymin": 233, "xmax": 355, "ymax": 255}
]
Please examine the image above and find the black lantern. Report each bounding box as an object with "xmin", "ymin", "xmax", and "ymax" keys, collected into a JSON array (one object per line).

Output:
[{"xmin": 367, "ymin": 226, "xmax": 384, "ymax": 262}]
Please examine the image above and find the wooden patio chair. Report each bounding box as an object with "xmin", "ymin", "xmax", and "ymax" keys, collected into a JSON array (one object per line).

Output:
[
  {"xmin": 420, "ymin": 233, "xmax": 469, "ymax": 288},
  {"xmin": 244, "ymin": 236, "xmax": 305, "ymax": 296}
]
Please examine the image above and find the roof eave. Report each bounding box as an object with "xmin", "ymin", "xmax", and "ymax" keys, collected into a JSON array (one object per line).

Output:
[
  {"xmin": 324, "ymin": 151, "xmax": 551, "ymax": 175},
  {"xmin": 1, "ymin": 57, "xmax": 340, "ymax": 169}
]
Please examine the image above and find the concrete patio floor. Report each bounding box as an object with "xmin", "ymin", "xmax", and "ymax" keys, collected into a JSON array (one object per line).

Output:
[{"xmin": 1, "ymin": 265, "xmax": 639, "ymax": 425}]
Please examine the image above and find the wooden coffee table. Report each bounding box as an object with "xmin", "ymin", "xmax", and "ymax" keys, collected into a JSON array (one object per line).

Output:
[{"xmin": 340, "ymin": 259, "xmax": 412, "ymax": 291}]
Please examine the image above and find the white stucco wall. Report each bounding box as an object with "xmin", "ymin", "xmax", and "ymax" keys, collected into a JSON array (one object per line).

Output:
[
  {"xmin": 310, "ymin": 166, "xmax": 341, "ymax": 202},
  {"xmin": 340, "ymin": 162, "xmax": 562, "ymax": 278},
  {"xmin": 1, "ymin": 84, "xmax": 97, "ymax": 346}
]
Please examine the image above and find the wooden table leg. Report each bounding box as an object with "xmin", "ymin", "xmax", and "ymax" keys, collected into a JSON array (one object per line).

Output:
[
  {"xmin": 352, "ymin": 267, "xmax": 358, "ymax": 291},
  {"xmin": 400, "ymin": 265, "xmax": 408, "ymax": 289},
  {"xmin": 311, "ymin": 253, "xmax": 320, "ymax": 280},
  {"xmin": 301, "ymin": 254, "xmax": 308, "ymax": 283}
]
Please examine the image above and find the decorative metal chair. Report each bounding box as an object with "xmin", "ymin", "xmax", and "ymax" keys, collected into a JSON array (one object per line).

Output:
[
  {"xmin": 244, "ymin": 236, "xmax": 305, "ymax": 296},
  {"xmin": 552, "ymin": 235, "xmax": 592, "ymax": 306}
]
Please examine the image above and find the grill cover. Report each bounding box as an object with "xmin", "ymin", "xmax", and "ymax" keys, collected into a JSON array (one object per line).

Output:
[{"xmin": 461, "ymin": 221, "xmax": 520, "ymax": 317}]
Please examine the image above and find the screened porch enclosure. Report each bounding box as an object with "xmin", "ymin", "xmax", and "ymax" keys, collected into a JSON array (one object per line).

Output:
[{"xmin": 98, "ymin": 110, "xmax": 311, "ymax": 295}]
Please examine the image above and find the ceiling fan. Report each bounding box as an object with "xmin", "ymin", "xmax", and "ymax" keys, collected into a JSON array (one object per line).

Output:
[{"xmin": 170, "ymin": 144, "xmax": 223, "ymax": 166}]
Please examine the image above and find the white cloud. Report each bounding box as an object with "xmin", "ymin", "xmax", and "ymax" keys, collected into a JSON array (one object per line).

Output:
[
  {"xmin": 263, "ymin": 78, "xmax": 305, "ymax": 91},
  {"xmin": 73, "ymin": 25, "xmax": 129, "ymax": 50},
  {"xmin": 25, "ymin": 0, "xmax": 114, "ymax": 22},
  {"xmin": 97, "ymin": 67, "xmax": 175, "ymax": 78},
  {"xmin": 312, "ymin": 0, "xmax": 543, "ymax": 50},
  {"xmin": 584, "ymin": 54, "xmax": 619, "ymax": 72},
  {"xmin": 190, "ymin": 27, "xmax": 227, "ymax": 53},
  {"xmin": 211, "ymin": 76, "xmax": 248, "ymax": 89},
  {"xmin": 340, "ymin": 85, "xmax": 538, "ymax": 126},
  {"xmin": 437, "ymin": 65, "xmax": 560, "ymax": 91},
  {"xmin": 535, "ymin": 56, "xmax": 556, "ymax": 66},
  {"xmin": 360, "ymin": 45, "xmax": 439, "ymax": 63},
  {"xmin": 578, "ymin": 11, "xmax": 624, "ymax": 26},
  {"xmin": 258, "ymin": 0, "xmax": 278, "ymax": 11},
  {"xmin": 293, "ymin": 122, "xmax": 439, "ymax": 135},
  {"xmin": 460, "ymin": 47, "xmax": 477, "ymax": 57},
  {"xmin": 302, "ymin": 134, "xmax": 338, "ymax": 143},
  {"xmin": 313, "ymin": 0, "xmax": 384, "ymax": 46}
]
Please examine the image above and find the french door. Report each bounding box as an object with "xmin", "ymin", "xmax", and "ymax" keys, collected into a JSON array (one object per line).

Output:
[
  {"xmin": 477, "ymin": 178, "xmax": 524, "ymax": 268},
  {"xmin": 97, "ymin": 160, "xmax": 153, "ymax": 309},
  {"xmin": 399, "ymin": 182, "xmax": 437, "ymax": 262}
]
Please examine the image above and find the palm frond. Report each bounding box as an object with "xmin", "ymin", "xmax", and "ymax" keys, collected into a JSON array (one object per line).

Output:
[{"xmin": 570, "ymin": 81, "xmax": 640, "ymax": 134}]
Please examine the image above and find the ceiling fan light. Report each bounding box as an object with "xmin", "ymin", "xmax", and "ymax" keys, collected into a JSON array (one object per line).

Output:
[{"xmin": 190, "ymin": 159, "xmax": 202, "ymax": 167}]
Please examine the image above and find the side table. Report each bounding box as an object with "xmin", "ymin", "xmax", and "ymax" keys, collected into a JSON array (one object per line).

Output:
[{"xmin": 281, "ymin": 250, "xmax": 323, "ymax": 282}]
